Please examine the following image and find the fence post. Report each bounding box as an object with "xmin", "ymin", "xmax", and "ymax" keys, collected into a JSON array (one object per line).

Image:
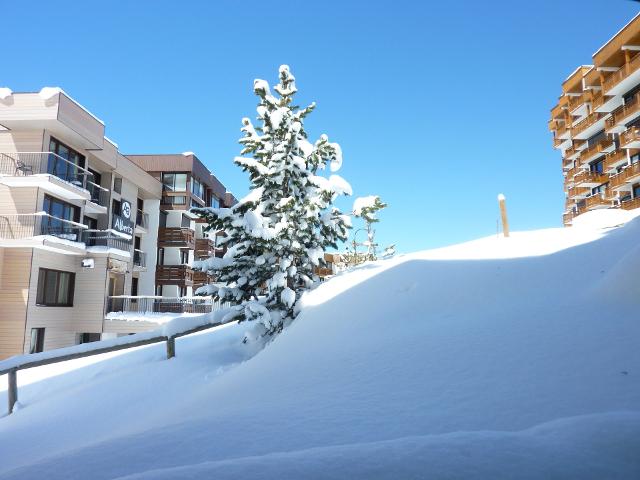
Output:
[
  {"xmin": 166, "ymin": 336, "xmax": 175, "ymax": 359},
  {"xmin": 8, "ymin": 368, "xmax": 18, "ymax": 414}
]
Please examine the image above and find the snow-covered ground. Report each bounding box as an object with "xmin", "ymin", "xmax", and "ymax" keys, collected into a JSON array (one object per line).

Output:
[{"xmin": 1, "ymin": 210, "xmax": 639, "ymax": 479}]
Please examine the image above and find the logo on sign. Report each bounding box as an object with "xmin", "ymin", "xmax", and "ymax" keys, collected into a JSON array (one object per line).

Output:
[{"xmin": 122, "ymin": 200, "xmax": 132, "ymax": 219}]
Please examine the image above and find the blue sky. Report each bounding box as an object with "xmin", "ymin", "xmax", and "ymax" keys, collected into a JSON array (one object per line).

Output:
[{"xmin": 3, "ymin": 1, "xmax": 639, "ymax": 252}]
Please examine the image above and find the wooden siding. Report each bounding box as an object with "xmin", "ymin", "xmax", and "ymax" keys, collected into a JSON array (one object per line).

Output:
[{"xmin": 0, "ymin": 248, "xmax": 32, "ymax": 359}]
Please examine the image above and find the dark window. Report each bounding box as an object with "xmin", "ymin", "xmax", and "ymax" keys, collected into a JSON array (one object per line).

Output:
[
  {"xmin": 42, "ymin": 195, "xmax": 80, "ymax": 239},
  {"xmin": 161, "ymin": 195, "xmax": 187, "ymax": 205},
  {"xmin": 112, "ymin": 199, "xmax": 122, "ymax": 216},
  {"xmin": 591, "ymin": 183, "xmax": 607, "ymax": 195},
  {"xmin": 131, "ymin": 277, "xmax": 139, "ymax": 296},
  {"xmin": 83, "ymin": 216, "xmax": 98, "ymax": 230},
  {"xmin": 78, "ymin": 333, "xmax": 100, "ymax": 344},
  {"xmin": 181, "ymin": 214, "xmax": 191, "ymax": 228},
  {"xmin": 179, "ymin": 286, "xmax": 187, "ymax": 297},
  {"xmin": 36, "ymin": 268, "xmax": 75, "ymax": 306},
  {"xmin": 157, "ymin": 247, "xmax": 165, "ymax": 265},
  {"xmin": 586, "ymin": 130, "xmax": 606, "ymax": 148},
  {"xmin": 89, "ymin": 168, "xmax": 102, "ymax": 186},
  {"xmin": 590, "ymin": 159, "xmax": 604, "ymax": 173},
  {"xmin": 44, "ymin": 195, "xmax": 79, "ymax": 222},
  {"xmin": 623, "ymin": 82, "xmax": 640, "ymax": 103},
  {"xmin": 113, "ymin": 176, "xmax": 122, "ymax": 194},
  {"xmin": 155, "ymin": 284, "xmax": 163, "ymax": 296},
  {"xmin": 634, "ymin": 184, "xmax": 640, "ymax": 198},
  {"xmin": 134, "ymin": 236, "xmax": 141, "ymax": 250},
  {"xmin": 180, "ymin": 249, "xmax": 189, "ymax": 264},
  {"xmin": 30, "ymin": 328, "xmax": 45, "ymax": 354},
  {"xmin": 159, "ymin": 211, "xmax": 168, "ymax": 228}
]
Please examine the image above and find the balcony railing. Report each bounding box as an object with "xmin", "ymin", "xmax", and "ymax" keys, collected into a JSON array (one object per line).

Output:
[
  {"xmin": 195, "ymin": 238, "xmax": 215, "ymax": 259},
  {"xmin": 193, "ymin": 269, "xmax": 214, "ymax": 287},
  {"xmin": 578, "ymin": 139, "xmax": 614, "ymax": 164},
  {"xmin": 566, "ymin": 186, "xmax": 591, "ymax": 199},
  {"xmin": 608, "ymin": 161, "xmax": 640, "ymax": 189},
  {"xmin": 620, "ymin": 196, "xmax": 640, "ymax": 211},
  {"xmin": 619, "ymin": 127, "xmax": 640, "ymax": 147},
  {"xmin": 567, "ymin": 91, "xmax": 592, "ymax": 112},
  {"xmin": 0, "ymin": 152, "xmax": 94, "ymax": 190},
  {"xmin": 158, "ymin": 227, "xmax": 195, "ymax": 248},
  {"xmin": 133, "ymin": 249, "xmax": 146, "ymax": 267},
  {"xmin": 602, "ymin": 52, "xmax": 640, "ymax": 93},
  {"xmin": 603, "ymin": 149, "xmax": 628, "ymax": 172},
  {"xmin": 605, "ymin": 93, "xmax": 640, "ymax": 132},
  {"xmin": 585, "ymin": 193, "xmax": 611, "ymax": 210},
  {"xmin": 571, "ymin": 112, "xmax": 604, "ymax": 137},
  {"xmin": 106, "ymin": 296, "xmax": 219, "ymax": 315},
  {"xmin": 573, "ymin": 170, "xmax": 609, "ymax": 186},
  {"xmin": 136, "ymin": 211, "xmax": 149, "ymax": 229},
  {"xmin": 86, "ymin": 181, "xmax": 110, "ymax": 207},
  {"xmin": 0, "ymin": 213, "xmax": 86, "ymax": 242},
  {"xmin": 156, "ymin": 264, "xmax": 194, "ymax": 285},
  {"xmin": 82, "ymin": 230, "xmax": 132, "ymax": 252}
]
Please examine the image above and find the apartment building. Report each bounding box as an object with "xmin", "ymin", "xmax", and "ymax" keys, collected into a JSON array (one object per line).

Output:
[
  {"xmin": 127, "ymin": 154, "xmax": 237, "ymax": 297},
  {"xmin": 0, "ymin": 89, "xmax": 161, "ymax": 359},
  {"xmin": 550, "ymin": 13, "xmax": 640, "ymax": 226}
]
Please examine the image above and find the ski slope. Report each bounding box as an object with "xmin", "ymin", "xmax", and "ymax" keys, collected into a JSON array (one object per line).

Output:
[{"xmin": 1, "ymin": 210, "xmax": 639, "ymax": 479}]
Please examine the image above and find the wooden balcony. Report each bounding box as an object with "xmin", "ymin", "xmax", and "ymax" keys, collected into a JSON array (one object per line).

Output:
[
  {"xmin": 591, "ymin": 90, "xmax": 614, "ymax": 112},
  {"xmin": 156, "ymin": 265, "xmax": 193, "ymax": 286},
  {"xmin": 571, "ymin": 111, "xmax": 605, "ymax": 139},
  {"xmin": 193, "ymin": 270, "xmax": 214, "ymax": 289},
  {"xmin": 578, "ymin": 139, "xmax": 615, "ymax": 164},
  {"xmin": 573, "ymin": 170, "xmax": 609, "ymax": 187},
  {"xmin": 620, "ymin": 127, "xmax": 640, "ymax": 149},
  {"xmin": 555, "ymin": 122, "xmax": 571, "ymax": 140},
  {"xmin": 562, "ymin": 212, "xmax": 574, "ymax": 226},
  {"xmin": 603, "ymin": 149, "xmax": 629, "ymax": 173},
  {"xmin": 564, "ymin": 140, "xmax": 586, "ymax": 161},
  {"xmin": 158, "ymin": 227, "xmax": 195, "ymax": 249},
  {"xmin": 195, "ymin": 238, "xmax": 215, "ymax": 259},
  {"xmin": 621, "ymin": 196, "xmax": 640, "ymax": 211},
  {"xmin": 608, "ymin": 161, "xmax": 640, "ymax": 190},
  {"xmin": 585, "ymin": 194, "xmax": 612, "ymax": 210},
  {"xmin": 605, "ymin": 93, "xmax": 640, "ymax": 133},
  {"xmin": 602, "ymin": 52, "xmax": 640, "ymax": 94},
  {"xmin": 566, "ymin": 186, "xmax": 591, "ymax": 199}
]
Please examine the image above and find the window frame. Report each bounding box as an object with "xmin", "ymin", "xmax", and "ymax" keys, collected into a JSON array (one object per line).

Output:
[{"xmin": 36, "ymin": 268, "xmax": 76, "ymax": 307}]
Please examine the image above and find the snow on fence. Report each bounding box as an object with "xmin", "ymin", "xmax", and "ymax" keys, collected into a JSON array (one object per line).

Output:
[{"xmin": 0, "ymin": 301, "xmax": 234, "ymax": 416}]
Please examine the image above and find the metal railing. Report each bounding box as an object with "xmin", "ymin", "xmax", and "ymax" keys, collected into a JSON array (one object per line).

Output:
[
  {"xmin": 106, "ymin": 296, "xmax": 222, "ymax": 314},
  {"xmin": 82, "ymin": 230, "xmax": 132, "ymax": 252},
  {"xmin": 136, "ymin": 211, "xmax": 149, "ymax": 229},
  {"xmin": 0, "ymin": 152, "xmax": 94, "ymax": 190},
  {"xmin": 133, "ymin": 249, "xmax": 146, "ymax": 267},
  {"xmin": 0, "ymin": 213, "xmax": 86, "ymax": 242},
  {"xmin": 86, "ymin": 181, "xmax": 110, "ymax": 207}
]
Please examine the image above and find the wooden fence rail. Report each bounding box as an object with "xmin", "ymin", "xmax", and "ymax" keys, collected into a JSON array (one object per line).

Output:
[{"xmin": 1, "ymin": 317, "xmax": 235, "ymax": 416}]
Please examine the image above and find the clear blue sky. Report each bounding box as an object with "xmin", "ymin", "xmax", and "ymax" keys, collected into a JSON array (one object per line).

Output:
[{"xmin": 3, "ymin": 1, "xmax": 639, "ymax": 252}]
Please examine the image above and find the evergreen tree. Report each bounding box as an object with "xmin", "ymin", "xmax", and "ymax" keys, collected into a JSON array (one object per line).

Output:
[
  {"xmin": 194, "ymin": 65, "xmax": 351, "ymax": 336},
  {"xmin": 352, "ymin": 195, "xmax": 388, "ymax": 261}
]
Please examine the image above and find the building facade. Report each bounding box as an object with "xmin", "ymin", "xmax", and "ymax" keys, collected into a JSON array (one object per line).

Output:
[
  {"xmin": 127, "ymin": 154, "xmax": 237, "ymax": 297},
  {"xmin": 550, "ymin": 13, "xmax": 640, "ymax": 226},
  {"xmin": 0, "ymin": 89, "xmax": 162, "ymax": 358}
]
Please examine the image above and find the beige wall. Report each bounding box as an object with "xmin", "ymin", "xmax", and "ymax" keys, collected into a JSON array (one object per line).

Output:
[
  {"xmin": 23, "ymin": 250, "xmax": 109, "ymax": 353},
  {"xmin": 0, "ymin": 130, "xmax": 45, "ymax": 152},
  {"xmin": 0, "ymin": 248, "xmax": 32, "ymax": 359}
]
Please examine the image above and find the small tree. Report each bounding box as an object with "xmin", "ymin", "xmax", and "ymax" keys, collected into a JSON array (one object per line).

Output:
[
  {"xmin": 194, "ymin": 65, "xmax": 351, "ymax": 336},
  {"xmin": 347, "ymin": 195, "xmax": 393, "ymax": 265}
]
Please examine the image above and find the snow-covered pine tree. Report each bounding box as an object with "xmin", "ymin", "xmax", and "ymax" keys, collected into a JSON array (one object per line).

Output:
[
  {"xmin": 193, "ymin": 65, "xmax": 351, "ymax": 336},
  {"xmin": 352, "ymin": 195, "xmax": 388, "ymax": 260}
]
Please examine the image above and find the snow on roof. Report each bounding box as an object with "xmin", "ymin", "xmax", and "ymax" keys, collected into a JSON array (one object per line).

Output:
[
  {"xmin": 0, "ymin": 87, "xmax": 13, "ymax": 100},
  {"xmin": 182, "ymin": 151, "xmax": 195, "ymax": 156},
  {"xmin": 37, "ymin": 87, "xmax": 105, "ymax": 125},
  {"xmin": 592, "ymin": 11, "xmax": 640, "ymax": 58}
]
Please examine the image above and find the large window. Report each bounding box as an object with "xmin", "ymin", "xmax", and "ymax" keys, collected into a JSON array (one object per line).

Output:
[
  {"xmin": 162, "ymin": 173, "xmax": 187, "ymax": 192},
  {"xmin": 48, "ymin": 137, "xmax": 85, "ymax": 184},
  {"xmin": 161, "ymin": 195, "xmax": 187, "ymax": 206},
  {"xmin": 36, "ymin": 268, "xmax": 75, "ymax": 306},
  {"xmin": 191, "ymin": 178, "xmax": 205, "ymax": 200},
  {"xmin": 42, "ymin": 195, "xmax": 80, "ymax": 239},
  {"xmin": 209, "ymin": 196, "xmax": 220, "ymax": 208}
]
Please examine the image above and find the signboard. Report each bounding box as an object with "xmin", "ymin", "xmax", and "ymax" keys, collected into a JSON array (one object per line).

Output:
[{"xmin": 112, "ymin": 200, "xmax": 134, "ymax": 236}]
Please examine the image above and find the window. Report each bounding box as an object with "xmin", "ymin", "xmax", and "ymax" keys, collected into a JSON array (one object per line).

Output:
[
  {"xmin": 591, "ymin": 184, "xmax": 607, "ymax": 196},
  {"xmin": 131, "ymin": 277, "xmax": 139, "ymax": 296},
  {"xmin": 161, "ymin": 195, "xmax": 187, "ymax": 205},
  {"xmin": 191, "ymin": 178, "xmax": 205, "ymax": 200},
  {"xmin": 162, "ymin": 173, "xmax": 187, "ymax": 192},
  {"xmin": 83, "ymin": 216, "xmax": 98, "ymax": 230},
  {"xmin": 48, "ymin": 137, "xmax": 85, "ymax": 184},
  {"xmin": 155, "ymin": 284, "xmax": 163, "ymax": 296},
  {"xmin": 179, "ymin": 286, "xmax": 187, "ymax": 297},
  {"xmin": 181, "ymin": 214, "xmax": 191, "ymax": 228},
  {"xmin": 112, "ymin": 199, "xmax": 122, "ymax": 216},
  {"xmin": 191, "ymin": 198, "xmax": 204, "ymax": 208},
  {"xmin": 42, "ymin": 195, "xmax": 80, "ymax": 239},
  {"xmin": 113, "ymin": 176, "xmax": 123, "ymax": 194},
  {"xmin": 157, "ymin": 247, "xmax": 165, "ymax": 265},
  {"xmin": 30, "ymin": 328, "xmax": 45, "ymax": 354},
  {"xmin": 209, "ymin": 196, "xmax": 220, "ymax": 208},
  {"xmin": 634, "ymin": 184, "xmax": 640, "ymax": 198},
  {"xmin": 89, "ymin": 168, "xmax": 102, "ymax": 186},
  {"xmin": 159, "ymin": 211, "xmax": 168, "ymax": 228},
  {"xmin": 77, "ymin": 333, "xmax": 100, "ymax": 344},
  {"xmin": 180, "ymin": 249, "xmax": 189, "ymax": 264},
  {"xmin": 44, "ymin": 195, "xmax": 79, "ymax": 222},
  {"xmin": 590, "ymin": 159, "xmax": 604, "ymax": 174},
  {"xmin": 36, "ymin": 268, "xmax": 75, "ymax": 306}
]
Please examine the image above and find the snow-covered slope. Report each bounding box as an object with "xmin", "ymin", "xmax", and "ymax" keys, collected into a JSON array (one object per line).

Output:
[{"xmin": 1, "ymin": 210, "xmax": 640, "ymax": 479}]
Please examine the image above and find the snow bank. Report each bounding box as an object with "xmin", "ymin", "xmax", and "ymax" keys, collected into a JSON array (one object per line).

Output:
[
  {"xmin": 0, "ymin": 87, "xmax": 13, "ymax": 100},
  {"xmin": 1, "ymin": 210, "xmax": 639, "ymax": 479}
]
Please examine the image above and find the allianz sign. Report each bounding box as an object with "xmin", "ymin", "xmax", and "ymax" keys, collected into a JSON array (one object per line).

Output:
[{"xmin": 112, "ymin": 214, "xmax": 134, "ymax": 235}]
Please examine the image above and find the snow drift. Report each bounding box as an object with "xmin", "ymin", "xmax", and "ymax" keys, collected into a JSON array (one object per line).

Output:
[{"xmin": 1, "ymin": 210, "xmax": 639, "ymax": 479}]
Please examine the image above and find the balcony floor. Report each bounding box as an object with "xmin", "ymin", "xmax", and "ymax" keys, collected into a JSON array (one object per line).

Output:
[{"xmin": 0, "ymin": 174, "xmax": 90, "ymax": 200}]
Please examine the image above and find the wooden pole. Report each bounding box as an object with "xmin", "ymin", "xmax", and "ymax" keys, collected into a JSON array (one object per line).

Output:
[
  {"xmin": 8, "ymin": 368, "xmax": 17, "ymax": 414},
  {"xmin": 498, "ymin": 194, "xmax": 510, "ymax": 238},
  {"xmin": 166, "ymin": 336, "xmax": 176, "ymax": 359}
]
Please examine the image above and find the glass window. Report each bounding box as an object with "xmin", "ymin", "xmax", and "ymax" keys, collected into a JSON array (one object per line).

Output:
[
  {"xmin": 161, "ymin": 196, "xmax": 187, "ymax": 205},
  {"xmin": 30, "ymin": 328, "xmax": 45, "ymax": 354},
  {"xmin": 162, "ymin": 173, "xmax": 188, "ymax": 192},
  {"xmin": 633, "ymin": 184, "xmax": 640, "ymax": 198},
  {"xmin": 48, "ymin": 137, "xmax": 85, "ymax": 184},
  {"xmin": 36, "ymin": 268, "xmax": 75, "ymax": 306}
]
